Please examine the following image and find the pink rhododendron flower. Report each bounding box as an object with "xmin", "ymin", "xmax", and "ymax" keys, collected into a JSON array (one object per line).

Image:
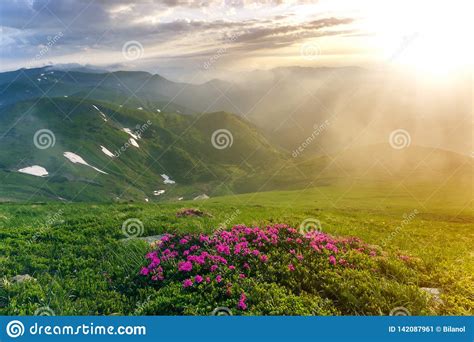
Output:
[
  {"xmin": 149, "ymin": 256, "xmax": 160, "ymax": 268},
  {"xmin": 178, "ymin": 261, "xmax": 193, "ymax": 272},
  {"xmin": 196, "ymin": 255, "xmax": 206, "ymax": 264},
  {"xmin": 141, "ymin": 223, "xmax": 379, "ymax": 301},
  {"xmin": 216, "ymin": 244, "xmax": 231, "ymax": 255},
  {"xmin": 146, "ymin": 251, "xmax": 157, "ymax": 259},
  {"xmin": 325, "ymin": 243, "xmax": 338, "ymax": 254},
  {"xmin": 199, "ymin": 234, "xmax": 210, "ymax": 243},
  {"xmin": 237, "ymin": 292, "xmax": 247, "ymax": 310}
]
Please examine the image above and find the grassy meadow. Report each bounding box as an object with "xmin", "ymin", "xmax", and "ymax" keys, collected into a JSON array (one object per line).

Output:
[{"xmin": 1, "ymin": 181, "xmax": 472, "ymax": 315}]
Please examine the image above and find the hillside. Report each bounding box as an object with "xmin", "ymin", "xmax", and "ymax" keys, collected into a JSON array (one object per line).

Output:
[
  {"xmin": 1, "ymin": 66, "xmax": 470, "ymax": 158},
  {"xmin": 0, "ymin": 97, "xmax": 285, "ymax": 202},
  {"xmin": 0, "ymin": 67, "xmax": 471, "ymax": 202}
]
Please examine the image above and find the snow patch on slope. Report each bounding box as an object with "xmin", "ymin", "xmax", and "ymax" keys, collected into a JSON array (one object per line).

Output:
[
  {"xmin": 92, "ymin": 105, "xmax": 108, "ymax": 122},
  {"xmin": 63, "ymin": 152, "xmax": 108, "ymax": 174},
  {"xmin": 161, "ymin": 174, "xmax": 176, "ymax": 184},
  {"xmin": 100, "ymin": 146, "xmax": 115, "ymax": 158},
  {"xmin": 122, "ymin": 128, "xmax": 139, "ymax": 140},
  {"xmin": 18, "ymin": 165, "xmax": 48, "ymax": 177},
  {"xmin": 194, "ymin": 194, "xmax": 210, "ymax": 200}
]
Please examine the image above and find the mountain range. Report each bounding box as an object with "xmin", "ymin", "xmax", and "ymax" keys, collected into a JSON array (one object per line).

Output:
[{"xmin": 0, "ymin": 66, "xmax": 471, "ymax": 202}]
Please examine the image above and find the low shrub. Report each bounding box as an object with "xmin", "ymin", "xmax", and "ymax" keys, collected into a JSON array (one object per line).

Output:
[{"xmin": 137, "ymin": 224, "xmax": 431, "ymax": 315}]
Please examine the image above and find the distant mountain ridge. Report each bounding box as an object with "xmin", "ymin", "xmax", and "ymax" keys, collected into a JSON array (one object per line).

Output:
[
  {"xmin": 2, "ymin": 65, "xmax": 470, "ymax": 157},
  {"xmin": 0, "ymin": 66, "xmax": 471, "ymax": 202}
]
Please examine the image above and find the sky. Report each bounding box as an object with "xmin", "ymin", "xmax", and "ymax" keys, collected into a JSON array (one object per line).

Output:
[{"xmin": 0, "ymin": 0, "xmax": 472, "ymax": 81}]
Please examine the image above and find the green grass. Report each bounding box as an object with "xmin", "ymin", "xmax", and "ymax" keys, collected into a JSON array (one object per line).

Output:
[{"xmin": 0, "ymin": 182, "xmax": 472, "ymax": 315}]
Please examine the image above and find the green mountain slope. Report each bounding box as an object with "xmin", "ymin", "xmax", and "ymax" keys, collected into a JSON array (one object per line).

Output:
[
  {"xmin": 0, "ymin": 67, "xmax": 471, "ymax": 202},
  {"xmin": 0, "ymin": 97, "xmax": 286, "ymax": 202}
]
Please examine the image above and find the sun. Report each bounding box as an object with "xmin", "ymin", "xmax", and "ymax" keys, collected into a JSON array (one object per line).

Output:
[
  {"xmin": 394, "ymin": 33, "xmax": 471, "ymax": 78},
  {"xmin": 360, "ymin": 0, "xmax": 473, "ymax": 77}
]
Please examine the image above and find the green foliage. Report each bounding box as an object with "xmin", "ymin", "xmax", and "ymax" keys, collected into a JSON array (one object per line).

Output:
[{"xmin": 0, "ymin": 183, "xmax": 472, "ymax": 315}]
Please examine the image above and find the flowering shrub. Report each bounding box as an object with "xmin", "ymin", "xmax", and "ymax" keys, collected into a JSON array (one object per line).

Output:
[
  {"xmin": 138, "ymin": 224, "xmax": 430, "ymax": 315},
  {"xmin": 176, "ymin": 208, "xmax": 210, "ymax": 218}
]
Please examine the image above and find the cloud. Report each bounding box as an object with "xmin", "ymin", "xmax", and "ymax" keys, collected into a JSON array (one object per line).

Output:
[
  {"xmin": 0, "ymin": 0, "xmax": 356, "ymax": 75},
  {"xmin": 233, "ymin": 17, "xmax": 353, "ymax": 43}
]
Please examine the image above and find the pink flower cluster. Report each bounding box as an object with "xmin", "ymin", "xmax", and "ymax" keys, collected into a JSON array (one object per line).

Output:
[{"xmin": 140, "ymin": 224, "xmax": 378, "ymax": 310}]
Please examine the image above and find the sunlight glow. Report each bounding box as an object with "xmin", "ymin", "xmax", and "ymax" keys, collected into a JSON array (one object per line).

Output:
[{"xmin": 359, "ymin": 0, "xmax": 474, "ymax": 76}]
